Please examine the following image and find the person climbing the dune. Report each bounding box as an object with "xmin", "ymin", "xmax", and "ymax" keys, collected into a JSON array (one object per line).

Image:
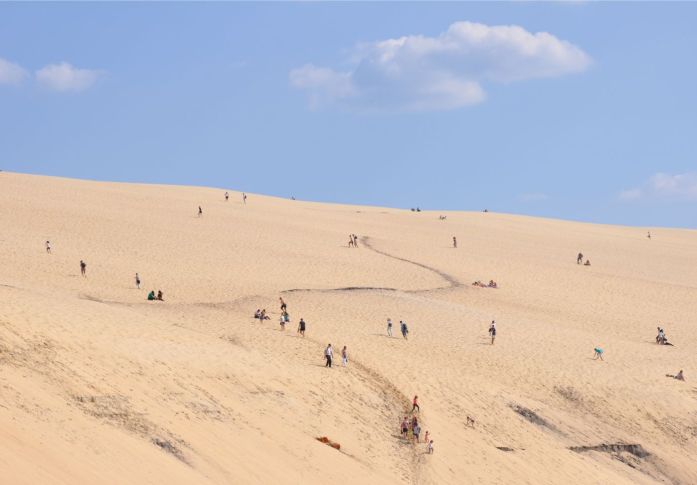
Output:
[
  {"xmin": 412, "ymin": 395, "xmax": 420, "ymax": 413},
  {"xmin": 593, "ymin": 347, "xmax": 604, "ymax": 361}
]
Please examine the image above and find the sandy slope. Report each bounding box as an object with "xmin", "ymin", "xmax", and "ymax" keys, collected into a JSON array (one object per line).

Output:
[{"xmin": 1, "ymin": 171, "xmax": 696, "ymax": 484}]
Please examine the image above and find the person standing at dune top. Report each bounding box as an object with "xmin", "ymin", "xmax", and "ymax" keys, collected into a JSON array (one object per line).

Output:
[{"xmin": 80, "ymin": 260, "xmax": 86, "ymax": 277}]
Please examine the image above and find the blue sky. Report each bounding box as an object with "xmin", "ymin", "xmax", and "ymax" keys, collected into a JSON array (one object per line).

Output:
[{"xmin": 1, "ymin": 2, "xmax": 696, "ymax": 227}]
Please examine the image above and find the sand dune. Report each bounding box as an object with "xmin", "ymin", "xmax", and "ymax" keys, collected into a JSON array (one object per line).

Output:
[{"xmin": 1, "ymin": 172, "xmax": 696, "ymax": 484}]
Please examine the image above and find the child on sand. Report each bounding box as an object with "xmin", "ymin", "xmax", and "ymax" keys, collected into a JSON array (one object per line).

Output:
[
  {"xmin": 157, "ymin": 290, "xmax": 164, "ymax": 301},
  {"xmin": 428, "ymin": 440, "xmax": 434, "ymax": 454},
  {"xmin": 593, "ymin": 347, "xmax": 604, "ymax": 360},
  {"xmin": 279, "ymin": 315, "xmax": 286, "ymax": 330},
  {"xmin": 424, "ymin": 431, "xmax": 429, "ymax": 444}
]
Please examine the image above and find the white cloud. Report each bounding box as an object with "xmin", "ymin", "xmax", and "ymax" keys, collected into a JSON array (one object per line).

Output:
[
  {"xmin": 620, "ymin": 172, "xmax": 697, "ymax": 202},
  {"xmin": 36, "ymin": 62, "xmax": 102, "ymax": 92},
  {"xmin": 290, "ymin": 21, "xmax": 591, "ymax": 112},
  {"xmin": 520, "ymin": 192, "xmax": 549, "ymax": 202},
  {"xmin": 0, "ymin": 57, "xmax": 28, "ymax": 85}
]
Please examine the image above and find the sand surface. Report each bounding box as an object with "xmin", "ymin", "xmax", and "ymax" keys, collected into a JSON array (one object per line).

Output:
[{"xmin": 1, "ymin": 172, "xmax": 696, "ymax": 484}]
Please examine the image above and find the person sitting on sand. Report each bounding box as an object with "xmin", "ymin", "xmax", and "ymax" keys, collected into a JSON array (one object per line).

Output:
[
  {"xmin": 488, "ymin": 280, "xmax": 498, "ymax": 288},
  {"xmin": 577, "ymin": 252, "xmax": 584, "ymax": 264},
  {"xmin": 156, "ymin": 290, "xmax": 164, "ymax": 301},
  {"xmin": 666, "ymin": 370, "xmax": 685, "ymax": 381},
  {"xmin": 593, "ymin": 347, "xmax": 604, "ymax": 360},
  {"xmin": 656, "ymin": 327, "xmax": 666, "ymax": 345},
  {"xmin": 584, "ymin": 259, "xmax": 591, "ymax": 266},
  {"xmin": 254, "ymin": 309, "xmax": 262, "ymax": 319},
  {"xmin": 424, "ymin": 430, "xmax": 430, "ymax": 444},
  {"xmin": 147, "ymin": 290, "xmax": 156, "ymax": 301},
  {"xmin": 260, "ymin": 308, "xmax": 269, "ymax": 320},
  {"xmin": 472, "ymin": 280, "xmax": 485, "ymax": 287}
]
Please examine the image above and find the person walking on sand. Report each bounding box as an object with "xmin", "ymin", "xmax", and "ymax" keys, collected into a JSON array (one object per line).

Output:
[
  {"xmin": 280, "ymin": 297, "xmax": 287, "ymax": 312},
  {"xmin": 489, "ymin": 320, "xmax": 496, "ymax": 344},
  {"xmin": 413, "ymin": 423, "xmax": 421, "ymax": 443},
  {"xmin": 324, "ymin": 344, "xmax": 333, "ymax": 368},
  {"xmin": 225, "ymin": 191, "xmax": 229, "ymax": 201},
  {"xmin": 341, "ymin": 346, "xmax": 348, "ymax": 367},
  {"xmin": 387, "ymin": 318, "xmax": 393, "ymax": 337},
  {"xmin": 298, "ymin": 318, "xmax": 306, "ymax": 337},
  {"xmin": 401, "ymin": 417, "xmax": 409, "ymax": 439},
  {"xmin": 412, "ymin": 395, "xmax": 420, "ymax": 413},
  {"xmin": 453, "ymin": 236, "xmax": 457, "ymax": 248},
  {"xmin": 135, "ymin": 273, "xmax": 141, "ymax": 289},
  {"xmin": 647, "ymin": 231, "xmax": 651, "ymax": 239},
  {"xmin": 45, "ymin": 240, "xmax": 51, "ymax": 254},
  {"xmin": 80, "ymin": 260, "xmax": 86, "ymax": 277},
  {"xmin": 577, "ymin": 252, "xmax": 584, "ymax": 264},
  {"xmin": 593, "ymin": 347, "xmax": 604, "ymax": 361},
  {"xmin": 401, "ymin": 321, "xmax": 409, "ymax": 340},
  {"xmin": 348, "ymin": 235, "xmax": 354, "ymax": 248},
  {"xmin": 198, "ymin": 206, "xmax": 203, "ymax": 217},
  {"xmin": 242, "ymin": 193, "xmax": 247, "ymax": 205}
]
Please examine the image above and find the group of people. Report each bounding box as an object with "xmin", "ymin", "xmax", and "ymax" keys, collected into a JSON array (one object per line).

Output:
[
  {"xmin": 348, "ymin": 234, "xmax": 359, "ymax": 248},
  {"xmin": 472, "ymin": 280, "xmax": 498, "ymax": 288},
  {"xmin": 386, "ymin": 318, "xmax": 409, "ymax": 339},
  {"xmin": 399, "ymin": 396, "xmax": 433, "ymax": 453},
  {"xmin": 147, "ymin": 290, "xmax": 164, "ymax": 301},
  {"xmin": 323, "ymin": 344, "xmax": 348, "ymax": 368},
  {"xmin": 254, "ymin": 309, "xmax": 271, "ymax": 320},
  {"xmin": 576, "ymin": 252, "xmax": 591, "ymax": 266}
]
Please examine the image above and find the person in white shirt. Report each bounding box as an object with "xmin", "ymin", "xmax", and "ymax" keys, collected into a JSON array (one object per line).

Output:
[
  {"xmin": 341, "ymin": 346, "xmax": 348, "ymax": 367},
  {"xmin": 324, "ymin": 344, "xmax": 333, "ymax": 368}
]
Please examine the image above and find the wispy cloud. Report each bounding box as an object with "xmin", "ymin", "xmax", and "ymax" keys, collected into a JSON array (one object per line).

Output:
[
  {"xmin": 0, "ymin": 57, "xmax": 28, "ymax": 85},
  {"xmin": 36, "ymin": 62, "xmax": 102, "ymax": 92},
  {"xmin": 290, "ymin": 21, "xmax": 591, "ymax": 113},
  {"xmin": 520, "ymin": 192, "xmax": 550, "ymax": 202},
  {"xmin": 620, "ymin": 172, "xmax": 697, "ymax": 202}
]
